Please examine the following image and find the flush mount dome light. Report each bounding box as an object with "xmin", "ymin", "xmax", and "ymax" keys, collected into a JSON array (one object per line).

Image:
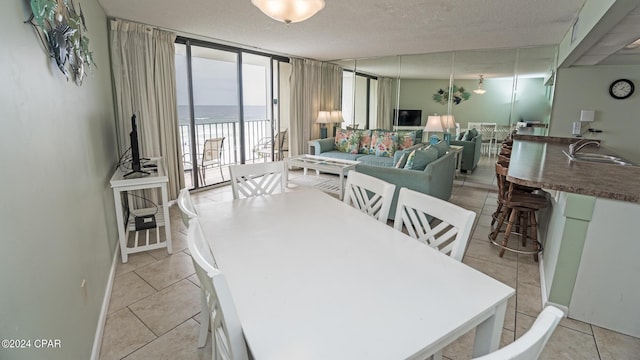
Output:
[{"xmin": 251, "ymin": 0, "xmax": 325, "ymax": 24}]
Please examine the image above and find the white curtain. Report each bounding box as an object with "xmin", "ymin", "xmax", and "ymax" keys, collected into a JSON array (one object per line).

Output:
[
  {"xmin": 289, "ymin": 59, "xmax": 342, "ymax": 155},
  {"xmin": 109, "ymin": 19, "xmax": 184, "ymax": 200},
  {"xmin": 377, "ymin": 77, "xmax": 394, "ymax": 130}
]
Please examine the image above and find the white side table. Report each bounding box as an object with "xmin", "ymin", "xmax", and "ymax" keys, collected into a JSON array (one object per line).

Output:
[
  {"xmin": 110, "ymin": 157, "xmax": 172, "ymax": 263},
  {"xmin": 448, "ymin": 145, "xmax": 464, "ymax": 177}
]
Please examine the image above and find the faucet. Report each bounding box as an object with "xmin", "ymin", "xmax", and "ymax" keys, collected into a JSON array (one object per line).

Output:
[{"xmin": 568, "ymin": 138, "xmax": 600, "ymax": 156}]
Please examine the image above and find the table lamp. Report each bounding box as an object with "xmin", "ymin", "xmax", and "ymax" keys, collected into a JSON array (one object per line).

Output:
[
  {"xmin": 316, "ymin": 111, "xmax": 331, "ymax": 139},
  {"xmin": 425, "ymin": 115, "xmax": 443, "ymax": 145},
  {"xmin": 441, "ymin": 115, "xmax": 456, "ymax": 145},
  {"xmin": 330, "ymin": 110, "xmax": 344, "ymax": 137}
]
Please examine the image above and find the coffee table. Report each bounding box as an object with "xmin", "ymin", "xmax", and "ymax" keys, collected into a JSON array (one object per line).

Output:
[{"xmin": 285, "ymin": 155, "xmax": 359, "ymax": 199}]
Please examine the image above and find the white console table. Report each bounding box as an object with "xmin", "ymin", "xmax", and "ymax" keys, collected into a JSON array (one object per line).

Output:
[{"xmin": 110, "ymin": 157, "xmax": 172, "ymax": 263}]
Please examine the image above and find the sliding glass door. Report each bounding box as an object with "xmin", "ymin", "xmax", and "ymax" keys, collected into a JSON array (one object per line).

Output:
[{"xmin": 175, "ymin": 40, "xmax": 288, "ymax": 189}]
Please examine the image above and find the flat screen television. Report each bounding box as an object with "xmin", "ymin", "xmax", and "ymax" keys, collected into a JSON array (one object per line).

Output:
[
  {"xmin": 393, "ymin": 109, "xmax": 422, "ymax": 126},
  {"xmin": 124, "ymin": 114, "xmax": 150, "ymax": 177}
]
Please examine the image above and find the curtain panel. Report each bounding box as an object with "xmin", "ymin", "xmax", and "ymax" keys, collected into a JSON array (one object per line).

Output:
[
  {"xmin": 289, "ymin": 59, "xmax": 342, "ymax": 156},
  {"xmin": 377, "ymin": 77, "xmax": 394, "ymax": 130},
  {"xmin": 109, "ymin": 19, "xmax": 184, "ymax": 200}
]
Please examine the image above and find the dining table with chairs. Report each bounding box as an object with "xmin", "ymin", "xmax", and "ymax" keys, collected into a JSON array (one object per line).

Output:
[{"xmin": 194, "ymin": 186, "xmax": 515, "ymax": 360}]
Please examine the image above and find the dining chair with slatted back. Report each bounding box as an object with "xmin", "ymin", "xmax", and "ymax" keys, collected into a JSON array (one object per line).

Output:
[
  {"xmin": 187, "ymin": 219, "xmax": 249, "ymax": 359},
  {"xmin": 177, "ymin": 188, "xmax": 198, "ymax": 229},
  {"xmin": 394, "ymin": 187, "xmax": 476, "ymax": 261},
  {"xmin": 473, "ymin": 306, "xmax": 564, "ymax": 360},
  {"xmin": 344, "ymin": 171, "xmax": 396, "ymax": 222},
  {"xmin": 183, "ymin": 213, "xmax": 214, "ymax": 349},
  {"xmin": 229, "ymin": 161, "xmax": 287, "ymax": 199}
]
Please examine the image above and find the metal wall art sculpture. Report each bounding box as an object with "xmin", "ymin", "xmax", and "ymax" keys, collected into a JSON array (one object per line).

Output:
[
  {"xmin": 26, "ymin": 0, "xmax": 95, "ymax": 86},
  {"xmin": 433, "ymin": 85, "xmax": 471, "ymax": 105}
]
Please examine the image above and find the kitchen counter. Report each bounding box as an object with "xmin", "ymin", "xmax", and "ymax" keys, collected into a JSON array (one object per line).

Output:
[
  {"xmin": 507, "ymin": 135, "xmax": 640, "ymax": 203},
  {"xmin": 509, "ymin": 135, "xmax": 640, "ymax": 337}
]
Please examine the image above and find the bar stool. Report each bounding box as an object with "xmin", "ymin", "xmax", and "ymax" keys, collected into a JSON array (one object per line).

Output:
[{"xmin": 490, "ymin": 162, "xmax": 548, "ymax": 261}]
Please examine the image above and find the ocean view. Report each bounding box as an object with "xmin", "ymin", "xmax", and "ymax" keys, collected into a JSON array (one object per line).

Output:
[{"xmin": 178, "ymin": 105, "xmax": 268, "ymax": 125}]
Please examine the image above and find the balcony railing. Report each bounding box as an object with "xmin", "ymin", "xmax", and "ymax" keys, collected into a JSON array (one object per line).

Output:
[{"xmin": 179, "ymin": 119, "xmax": 275, "ymax": 187}]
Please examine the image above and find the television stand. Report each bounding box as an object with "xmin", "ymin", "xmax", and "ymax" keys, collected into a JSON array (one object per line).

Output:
[
  {"xmin": 123, "ymin": 168, "xmax": 150, "ymax": 177},
  {"xmin": 110, "ymin": 157, "xmax": 172, "ymax": 263}
]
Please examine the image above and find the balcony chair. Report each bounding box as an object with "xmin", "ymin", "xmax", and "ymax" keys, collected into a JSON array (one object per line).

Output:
[
  {"xmin": 253, "ymin": 129, "xmax": 288, "ymax": 161},
  {"xmin": 201, "ymin": 137, "xmax": 225, "ymax": 185}
]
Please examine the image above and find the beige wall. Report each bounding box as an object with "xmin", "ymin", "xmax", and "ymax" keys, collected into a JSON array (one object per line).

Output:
[
  {"xmin": 549, "ymin": 65, "xmax": 640, "ymax": 163},
  {"xmin": 0, "ymin": 1, "xmax": 117, "ymax": 359}
]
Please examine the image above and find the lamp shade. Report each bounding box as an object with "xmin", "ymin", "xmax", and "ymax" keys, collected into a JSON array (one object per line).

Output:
[
  {"xmin": 330, "ymin": 110, "xmax": 344, "ymax": 123},
  {"xmin": 251, "ymin": 0, "xmax": 325, "ymax": 24},
  {"xmin": 441, "ymin": 115, "xmax": 456, "ymax": 130},
  {"xmin": 316, "ymin": 111, "xmax": 331, "ymax": 124},
  {"xmin": 425, "ymin": 115, "xmax": 443, "ymax": 132}
]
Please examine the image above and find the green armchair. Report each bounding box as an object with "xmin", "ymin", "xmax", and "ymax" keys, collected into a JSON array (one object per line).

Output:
[{"xmin": 450, "ymin": 134, "xmax": 482, "ymax": 172}]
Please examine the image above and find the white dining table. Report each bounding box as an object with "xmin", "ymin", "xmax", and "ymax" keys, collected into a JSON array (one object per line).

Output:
[{"xmin": 196, "ymin": 188, "xmax": 514, "ymax": 360}]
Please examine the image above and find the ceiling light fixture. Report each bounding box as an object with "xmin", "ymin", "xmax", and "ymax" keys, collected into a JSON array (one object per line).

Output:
[
  {"xmin": 473, "ymin": 75, "xmax": 487, "ymax": 95},
  {"xmin": 251, "ymin": 0, "xmax": 325, "ymax": 24}
]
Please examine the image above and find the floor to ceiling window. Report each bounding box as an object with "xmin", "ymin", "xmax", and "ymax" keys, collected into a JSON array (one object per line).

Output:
[{"xmin": 175, "ymin": 39, "xmax": 289, "ymax": 189}]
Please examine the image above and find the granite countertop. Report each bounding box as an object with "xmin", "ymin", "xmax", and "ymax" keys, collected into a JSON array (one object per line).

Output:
[{"xmin": 507, "ymin": 136, "xmax": 640, "ymax": 203}]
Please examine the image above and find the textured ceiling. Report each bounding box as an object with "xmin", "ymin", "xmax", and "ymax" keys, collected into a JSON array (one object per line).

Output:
[{"xmin": 98, "ymin": 0, "xmax": 586, "ymax": 61}]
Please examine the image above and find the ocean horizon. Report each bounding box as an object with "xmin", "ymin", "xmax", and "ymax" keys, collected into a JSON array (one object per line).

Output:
[{"xmin": 178, "ymin": 105, "xmax": 268, "ymax": 125}]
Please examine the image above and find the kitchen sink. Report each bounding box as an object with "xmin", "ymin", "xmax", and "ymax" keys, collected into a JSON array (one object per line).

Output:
[{"xmin": 562, "ymin": 151, "xmax": 634, "ymax": 166}]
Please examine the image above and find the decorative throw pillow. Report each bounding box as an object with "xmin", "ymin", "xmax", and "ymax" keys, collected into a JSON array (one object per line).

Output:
[
  {"xmin": 457, "ymin": 131, "xmax": 466, "ymax": 140},
  {"xmin": 369, "ymin": 130, "xmax": 382, "ymax": 154},
  {"xmin": 357, "ymin": 130, "xmax": 372, "ymax": 154},
  {"xmin": 433, "ymin": 140, "xmax": 450, "ymax": 158},
  {"xmin": 466, "ymin": 127, "xmax": 478, "ymax": 140},
  {"xmin": 373, "ymin": 131, "xmax": 398, "ymax": 157},
  {"xmin": 394, "ymin": 153, "xmax": 407, "ymax": 168},
  {"xmin": 411, "ymin": 147, "xmax": 439, "ymax": 170},
  {"xmin": 403, "ymin": 149, "xmax": 417, "ymax": 170},
  {"xmin": 396, "ymin": 131, "xmax": 416, "ymax": 150},
  {"xmin": 334, "ymin": 129, "xmax": 361, "ymax": 154}
]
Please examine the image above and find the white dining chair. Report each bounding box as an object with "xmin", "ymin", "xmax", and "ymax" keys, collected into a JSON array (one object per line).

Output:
[
  {"xmin": 187, "ymin": 219, "xmax": 249, "ymax": 360},
  {"xmin": 177, "ymin": 188, "xmax": 198, "ymax": 229},
  {"xmin": 343, "ymin": 170, "xmax": 396, "ymax": 223},
  {"xmin": 394, "ymin": 187, "xmax": 476, "ymax": 261},
  {"xmin": 229, "ymin": 161, "xmax": 287, "ymax": 199},
  {"xmin": 473, "ymin": 306, "xmax": 564, "ymax": 360}
]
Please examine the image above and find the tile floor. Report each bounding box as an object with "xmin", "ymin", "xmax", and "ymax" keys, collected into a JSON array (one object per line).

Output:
[{"xmin": 99, "ymin": 158, "xmax": 640, "ymax": 360}]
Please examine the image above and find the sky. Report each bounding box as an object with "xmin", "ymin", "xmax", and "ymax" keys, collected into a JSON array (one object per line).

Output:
[{"xmin": 175, "ymin": 54, "xmax": 268, "ymax": 107}]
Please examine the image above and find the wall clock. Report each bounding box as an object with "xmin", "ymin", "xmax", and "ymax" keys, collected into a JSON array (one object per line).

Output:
[{"xmin": 609, "ymin": 79, "xmax": 634, "ymax": 99}]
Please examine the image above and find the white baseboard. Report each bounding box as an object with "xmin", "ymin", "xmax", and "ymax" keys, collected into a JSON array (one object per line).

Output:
[{"xmin": 90, "ymin": 243, "xmax": 120, "ymax": 360}]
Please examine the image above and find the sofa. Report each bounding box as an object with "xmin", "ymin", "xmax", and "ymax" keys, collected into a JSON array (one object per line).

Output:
[
  {"xmin": 450, "ymin": 128, "xmax": 482, "ymax": 172},
  {"xmin": 308, "ymin": 128, "xmax": 455, "ymax": 220},
  {"xmin": 309, "ymin": 129, "xmax": 423, "ymax": 167},
  {"xmin": 355, "ymin": 151, "xmax": 455, "ymax": 220}
]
